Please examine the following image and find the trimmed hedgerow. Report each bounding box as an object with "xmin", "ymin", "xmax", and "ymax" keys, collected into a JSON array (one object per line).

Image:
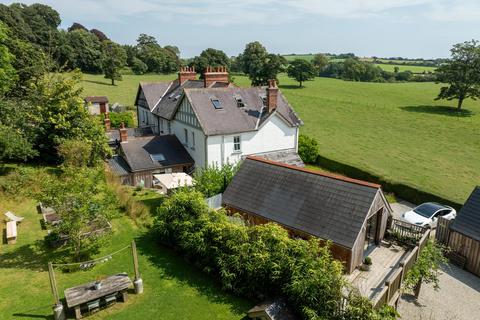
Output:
[{"xmin": 153, "ymin": 190, "xmax": 392, "ymax": 320}]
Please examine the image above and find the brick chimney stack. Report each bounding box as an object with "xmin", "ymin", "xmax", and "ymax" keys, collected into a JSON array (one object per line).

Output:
[
  {"xmin": 178, "ymin": 66, "xmax": 196, "ymax": 84},
  {"xmin": 104, "ymin": 113, "xmax": 111, "ymax": 131},
  {"xmin": 203, "ymin": 66, "xmax": 229, "ymax": 88},
  {"xmin": 119, "ymin": 122, "xmax": 128, "ymax": 142},
  {"xmin": 266, "ymin": 79, "xmax": 278, "ymax": 113}
]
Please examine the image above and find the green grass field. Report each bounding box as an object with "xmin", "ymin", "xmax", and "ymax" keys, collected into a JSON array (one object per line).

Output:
[
  {"xmin": 81, "ymin": 73, "xmax": 480, "ymax": 204},
  {"xmin": 0, "ymin": 187, "xmax": 249, "ymax": 319},
  {"xmin": 282, "ymin": 54, "xmax": 437, "ymax": 73}
]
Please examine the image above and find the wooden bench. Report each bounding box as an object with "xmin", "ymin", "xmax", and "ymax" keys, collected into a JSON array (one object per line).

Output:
[{"xmin": 6, "ymin": 221, "xmax": 17, "ymax": 244}]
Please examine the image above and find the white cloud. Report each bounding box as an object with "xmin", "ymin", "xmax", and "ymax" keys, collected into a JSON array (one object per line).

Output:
[{"xmin": 6, "ymin": 0, "xmax": 480, "ymax": 26}]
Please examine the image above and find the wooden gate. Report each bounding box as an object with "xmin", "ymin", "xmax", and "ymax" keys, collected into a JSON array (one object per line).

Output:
[{"xmin": 435, "ymin": 216, "xmax": 452, "ymax": 245}]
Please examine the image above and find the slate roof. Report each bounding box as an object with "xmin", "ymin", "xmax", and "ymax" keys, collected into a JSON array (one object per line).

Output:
[
  {"xmin": 84, "ymin": 96, "xmax": 108, "ymax": 103},
  {"xmin": 119, "ymin": 135, "xmax": 193, "ymax": 172},
  {"xmin": 248, "ymin": 299, "xmax": 297, "ymax": 320},
  {"xmin": 184, "ymin": 87, "xmax": 302, "ymax": 136},
  {"xmin": 135, "ymin": 80, "xmax": 204, "ymax": 117},
  {"xmin": 222, "ymin": 157, "xmax": 390, "ymax": 249},
  {"xmin": 450, "ymin": 186, "xmax": 480, "ymax": 241},
  {"xmin": 135, "ymin": 82, "xmax": 172, "ymax": 111},
  {"xmin": 154, "ymin": 80, "xmax": 205, "ymax": 119},
  {"xmin": 108, "ymin": 155, "xmax": 130, "ymax": 176}
]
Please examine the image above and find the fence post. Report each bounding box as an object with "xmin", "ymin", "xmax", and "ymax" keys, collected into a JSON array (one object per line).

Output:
[
  {"xmin": 48, "ymin": 262, "xmax": 65, "ymax": 320},
  {"xmin": 131, "ymin": 241, "xmax": 143, "ymax": 294}
]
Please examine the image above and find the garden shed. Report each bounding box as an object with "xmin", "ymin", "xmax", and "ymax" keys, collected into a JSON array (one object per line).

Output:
[
  {"xmin": 222, "ymin": 156, "xmax": 392, "ymax": 273},
  {"xmin": 447, "ymin": 186, "xmax": 480, "ymax": 276}
]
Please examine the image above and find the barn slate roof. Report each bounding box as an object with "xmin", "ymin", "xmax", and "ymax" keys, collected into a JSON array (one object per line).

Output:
[
  {"xmin": 450, "ymin": 186, "xmax": 480, "ymax": 241},
  {"xmin": 222, "ymin": 157, "xmax": 391, "ymax": 249},
  {"xmin": 108, "ymin": 155, "xmax": 130, "ymax": 176},
  {"xmin": 119, "ymin": 135, "xmax": 193, "ymax": 172},
  {"xmin": 183, "ymin": 87, "xmax": 302, "ymax": 136},
  {"xmin": 84, "ymin": 96, "xmax": 108, "ymax": 103}
]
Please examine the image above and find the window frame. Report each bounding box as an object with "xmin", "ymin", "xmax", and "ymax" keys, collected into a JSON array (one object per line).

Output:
[
  {"xmin": 184, "ymin": 128, "xmax": 188, "ymax": 145},
  {"xmin": 233, "ymin": 135, "xmax": 241, "ymax": 152}
]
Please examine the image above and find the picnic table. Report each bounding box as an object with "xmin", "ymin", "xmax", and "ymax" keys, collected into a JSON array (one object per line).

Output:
[{"xmin": 64, "ymin": 273, "xmax": 132, "ymax": 319}]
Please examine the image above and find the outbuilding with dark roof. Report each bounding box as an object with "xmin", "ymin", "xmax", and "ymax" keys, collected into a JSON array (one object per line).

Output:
[
  {"xmin": 446, "ymin": 186, "xmax": 480, "ymax": 276},
  {"xmin": 222, "ymin": 156, "xmax": 392, "ymax": 273}
]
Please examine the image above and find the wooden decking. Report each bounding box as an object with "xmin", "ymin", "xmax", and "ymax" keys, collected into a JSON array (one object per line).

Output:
[{"xmin": 347, "ymin": 244, "xmax": 407, "ymax": 299}]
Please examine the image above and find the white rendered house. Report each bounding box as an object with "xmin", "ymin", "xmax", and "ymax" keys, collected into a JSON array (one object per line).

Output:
[{"xmin": 135, "ymin": 67, "xmax": 303, "ymax": 170}]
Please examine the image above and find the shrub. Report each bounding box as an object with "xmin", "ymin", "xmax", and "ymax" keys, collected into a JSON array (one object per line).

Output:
[
  {"xmin": 364, "ymin": 256, "xmax": 372, "ymax": 265},
  {"xmin": 131, "ymin": 57, "xmax": 148, "ymax": 75},
  {"xmin": 154, "ymin": 190, "xmax": 360, "ymax": 319},
  {"xmin": 194, "ymin": 163, "xmax": 238, "ymax": 197},
  {"xmin": 298, "ymin": 134, "xmax": 319, "ymax": 164},
  {"xmin": 107, "ymin": 111, "xmax": 135, "ymax": 128},
  {"xmin": 58, "ymin": 139, "xmax": 93, "ymax": 167}
]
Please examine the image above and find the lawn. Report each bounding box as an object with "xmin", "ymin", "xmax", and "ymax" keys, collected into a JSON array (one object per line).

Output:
[
  {"xmin": 80, "ymin": 73, "xmax": 480, "ymax": 204},
  {"xmin": 373, "ymin": 63, "xmax": 437, "ymax": 73},
  {"xmin": 0, "ymin": 186, "xmax": 250, "ymax": 319}
]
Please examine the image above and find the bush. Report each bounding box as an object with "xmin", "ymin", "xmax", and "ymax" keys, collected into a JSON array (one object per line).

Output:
[
  {"xmin": 194, "ymin": 163, "xmax": 237, "ymax": 197},
  {"xmin": 154, "ymin": 190, "xmax": 364, "ymax": 319},
  {"xmin": 364, "ymin": 256, "xmax": 372, "ymax": 265},
  {"xmin": 58, "ymin": 139, "xmax": 93, "ymax": 167},
  {"xmin": 107, "ymin": 111, "xmax": 135, "ymax": 128},
  {"xmin": 131, "ymin": 57, "xmax": 148, "ymax": 75},
  {"xmin": 298, "ymin": 135, "xmax": 319, "ymax": 164}
]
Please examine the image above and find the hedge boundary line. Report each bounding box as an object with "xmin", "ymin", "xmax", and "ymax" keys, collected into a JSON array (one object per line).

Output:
[{"xmin": 314, "ymin": 154, "xmax": 462, "ymax": 210}]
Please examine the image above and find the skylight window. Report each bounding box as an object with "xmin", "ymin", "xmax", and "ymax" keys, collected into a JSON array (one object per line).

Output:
[
  {"xmin": 150, "ymin": 153, "xmax": 166, "ymax": 162},
  {"xmin": 211, "ymin": 98, "xmax": 222, "ymax": 109}
]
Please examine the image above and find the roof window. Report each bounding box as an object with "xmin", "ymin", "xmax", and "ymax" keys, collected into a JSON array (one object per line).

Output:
[
  {"xmin": 150, "ymin": 153, "xmax": 166, "ymax": 162},
  {"xmin": 211, "ymin": 98, "xmax": 222, "ymax": 109}
]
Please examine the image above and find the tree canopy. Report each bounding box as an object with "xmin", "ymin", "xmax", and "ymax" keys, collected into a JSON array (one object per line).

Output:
[
  {"xmin": 239, "ymin": 41, "xmax": 287, "ymax": 86},
  {"xmin": 435, "ymin": 40, "xmax": 480, "ymax": 110},
  {"xmin": 190, "ymin": 48, "xmax": 230, "ymax": 76},
  {"xmin": 287, "ymin": 59, "xmax": 316, "ymax": 87},
  {"xmin": 102, "ymin": 40, "xmax": 127, "ymax": 85}
]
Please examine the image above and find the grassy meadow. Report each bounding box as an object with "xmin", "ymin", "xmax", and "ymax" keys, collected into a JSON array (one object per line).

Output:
[
  {"xmin": 0, "ymin": 184, "xmax": 249, "ymax": 319},
  {"xmin": 282, "ymin": 54, "xmax": 437, "ymax": 73},
  {"xmin": 81, "ymin": 73, "xmax": 480, "ymax": 204}
]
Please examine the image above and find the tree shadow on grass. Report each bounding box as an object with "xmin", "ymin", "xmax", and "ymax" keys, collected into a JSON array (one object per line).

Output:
[
  {"xmin": 135, "ymin": 230, "xmax": 251, "ymax": 317},
  {"xmin": 400, "ymin": 105, "xmax": 475, "ymax": 117},
  {"xmin": 12, "ymin": 305, "xmax": 53, "ymax": 319},
  {"xmin": 138, "ymin": 196, "xmax": 164, "ymax": 213},
  {"xmin": 82, "ymin": 79, "xmax": 114, "ymax": 87},
  {"xmin": 278, "ymin": 84, "xmax": 303, "ymax": 90},
  {"xmin": 0, "ymin": 239, "xmax": 62, "ymax": 271}
]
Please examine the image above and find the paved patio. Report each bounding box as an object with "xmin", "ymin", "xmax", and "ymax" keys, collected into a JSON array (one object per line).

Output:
[
  {"xmin": 347, "ymin": 244, "xmax": 407, "ymax": 299},
  {"xmin": 398, "ymin": 263, "xmax": 480, "ymax": 320}
]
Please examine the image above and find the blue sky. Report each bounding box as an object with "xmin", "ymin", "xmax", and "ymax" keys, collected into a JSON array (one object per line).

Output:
[{"xmin": 4, "ymin": 0, "xmax": 480, "ymax": 58}]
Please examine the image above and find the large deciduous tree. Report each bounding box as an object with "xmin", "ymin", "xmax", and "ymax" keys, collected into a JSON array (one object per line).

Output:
[
  {"xmin": 287, "ymin": 59, "xmax": 316, "ymax": 87},
  {"xmin": 190, "ymin": 48, "xmax": 230, "ymax": 76},
  {"xmin": 102, "ymin": 40, "xmax": 127, "ymax": 85},
  {"xmin": 312, "ymin": 53, "xmax": 329, "ymax": 73},
  {"xmin": 436, "ymin": 40, "xmax": 480, "ymax": 110},
  {"xmin": 40, "ymin": 167, "xmax": 116, "ymax": 261},
  {"xmin": 135, "ymin": 33, "xmax": 179, "ymax": 74},
  {"xmin": 239, "ymin": 41, "xmax": 287, "ymax": 86},
  {"xmin": 0, "ymin": 22, "xmax": 17, "ymax": 96}
]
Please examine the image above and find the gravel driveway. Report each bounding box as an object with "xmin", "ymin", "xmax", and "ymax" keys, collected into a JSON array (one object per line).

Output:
[
  {"xmin": 390, "ymin": 200, "xmax": 415, "ymax": 220},
  {"xmin": 398, "ymin": 264, "xmax": 480, "ymax": 320}
]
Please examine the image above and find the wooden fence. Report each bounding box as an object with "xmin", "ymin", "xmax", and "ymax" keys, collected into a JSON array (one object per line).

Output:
[
  {"xmin": 435, "ymin": 216, "xmax": 452, "ymax": 245},
  {"xmin": 371, "ymin": 227, "xmax": 431, "ymax": 309},
  {"xmin": 390, "ymin": 219, "xmax": 428, "ymax": 243}
]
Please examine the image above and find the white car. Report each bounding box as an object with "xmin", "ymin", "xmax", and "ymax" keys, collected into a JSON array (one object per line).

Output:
[{"xmin": 402, "ymin": 202, "xmax": 456, "ymax": 228}]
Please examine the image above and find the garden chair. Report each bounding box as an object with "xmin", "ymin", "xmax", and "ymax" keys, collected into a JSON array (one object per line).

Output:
[{"xmin": 4, "ymin": 211, "xmax": 24, "ymax": 223}]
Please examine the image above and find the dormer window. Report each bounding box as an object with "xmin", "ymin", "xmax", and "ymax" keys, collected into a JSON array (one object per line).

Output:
[
  {"xmin": 211, "ymin": 98, "xmax": 222, "ymax": 109},
  {"xmin": 234, "ymin": 95, "xmax": 245, "ymax": 108}
]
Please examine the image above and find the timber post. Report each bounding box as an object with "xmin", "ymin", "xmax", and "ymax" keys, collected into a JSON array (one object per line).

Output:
[
  {"xmin": 131, "ymin": 240, "xmax": 143, "ymax": 294},
  {"xmin": 48, "ymin": 262, "xmax": 65, "ymax": 320}
]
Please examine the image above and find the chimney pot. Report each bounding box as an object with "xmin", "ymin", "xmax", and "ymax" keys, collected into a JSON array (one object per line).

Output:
[
  {"xmin": 104, "ymin": 113, "xmax": 111, "ymax": 131},
  {"xmin": 119, "ymin": 122, "xmax": 128, "ymax": 142},
  {"xmin": 178, "ymin": 66, "xmax": 197, "ymax": 83},
  {"xmin": 203, "ymin": 65, "xmax": 229, "ymax": 88},
  {"xmin": 266, "ymin": 79, "xmax": 278, "ymax": 113}
]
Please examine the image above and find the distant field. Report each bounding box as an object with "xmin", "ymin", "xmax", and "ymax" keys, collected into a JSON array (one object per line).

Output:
[
  {"xmin": 374, "ymin": 64, "xmax": 437, "ymax": 73},
  {"xmin": 81, "ymin": 73, "xmax": 480, "ymax": 203},
  {"xmin": 282, "ymin": 54, "xmax": 437, "ymax": 73}
]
